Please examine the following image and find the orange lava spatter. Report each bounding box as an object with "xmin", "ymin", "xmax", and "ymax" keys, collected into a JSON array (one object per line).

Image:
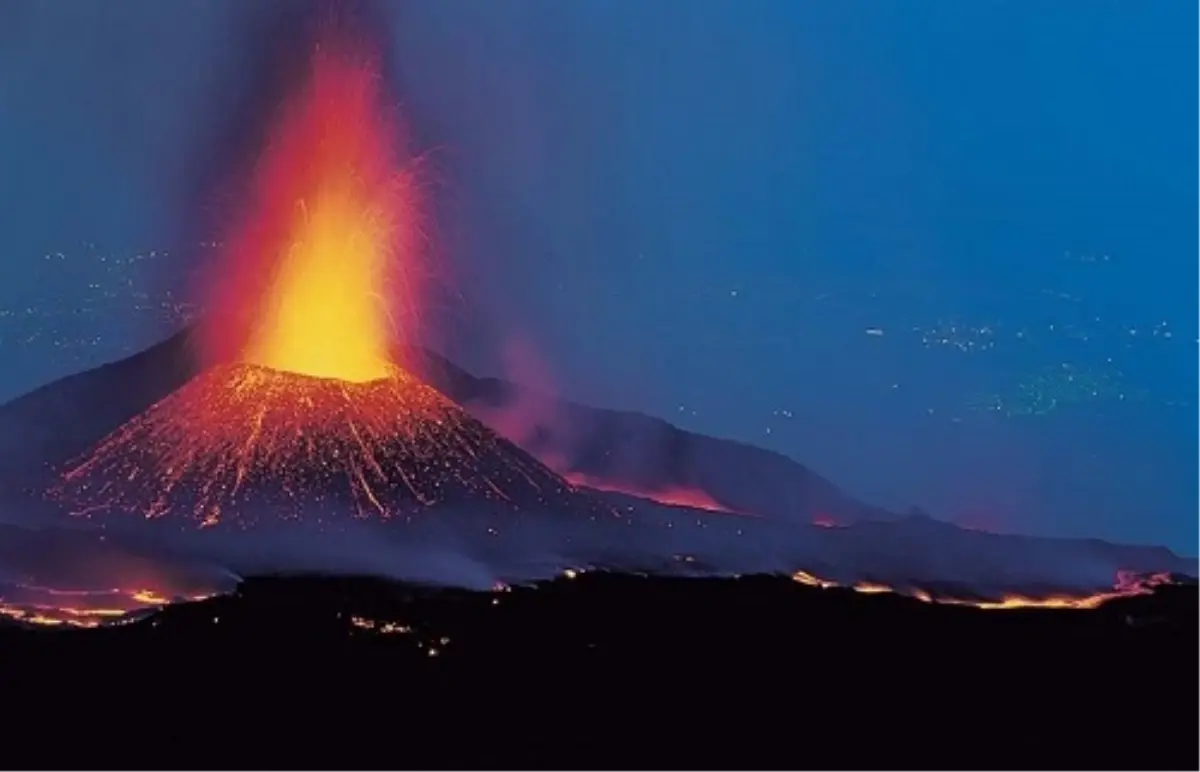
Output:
[{"xmin": 50, "ymin": 364, "xmax": 608, "ymax": 528}]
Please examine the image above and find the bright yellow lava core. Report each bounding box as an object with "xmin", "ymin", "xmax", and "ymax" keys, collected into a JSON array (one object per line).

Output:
[
  {"xmin": 241, "ymin": 184, "xmax": 396, "ymax": 383},
  {"xmin": 219, "ymin": 34, "xmax": 415, "ymax": 384}
]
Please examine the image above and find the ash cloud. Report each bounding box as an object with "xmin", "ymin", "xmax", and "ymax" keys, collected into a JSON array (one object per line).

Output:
[{"xmin": 465, "ymin": 333, "xmax": 584, "ymax": 474}]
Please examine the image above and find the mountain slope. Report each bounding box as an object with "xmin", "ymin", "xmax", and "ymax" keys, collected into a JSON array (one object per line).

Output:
[
  {"xmin": 411, "ymin": 347, "xmax": 897, "ymax": 525},
  {"xmin": 0, "ymin": 329, "xmax": 197, "ymax": 486},
  {"xmin": 47, "ymin": 362, "xmax": 610, "ymax": 528}
]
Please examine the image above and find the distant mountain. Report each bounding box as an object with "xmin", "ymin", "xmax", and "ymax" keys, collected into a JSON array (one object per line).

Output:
[
  {"xmin": 0, "ymin": 329, "xmax": 197, "ymax": 487},
  {"xmin": 0, "ymin": 328, "xmax": 895, "ymax": 528},
  {"xmin": 410, "ymin": 347, "xmax": 899, "ymax": 526}
]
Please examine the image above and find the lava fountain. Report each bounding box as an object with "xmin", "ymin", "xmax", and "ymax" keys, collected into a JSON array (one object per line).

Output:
[
  {"xmin": 198, "ymin": 26, "xmax": 423, "ymax": 379},
  {"xmin": 49, "ymin": 25, "xmax": 614, "ymax": 529}
]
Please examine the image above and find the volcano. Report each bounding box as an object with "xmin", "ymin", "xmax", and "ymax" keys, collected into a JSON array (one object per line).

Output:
[
  {"xmin": 4, "ymin": 330, "xmax": 1195, "ymax": 609},
  {"xmin": 37, "ymin": 371, "xmax": 617, "ymax": 533},
  {"xmin": 40, "ymin": 22, "xmax": 616, "ymax": 532},
  {"xmin": 47, "ymin": 362, "xmax": 611, "ymax": 529},
  {"xmin": 2, "ymin": 14, "xmax": 1195, "ymax": 616}
]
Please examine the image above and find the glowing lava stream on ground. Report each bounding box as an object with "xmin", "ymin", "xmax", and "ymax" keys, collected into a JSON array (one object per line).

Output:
[
  {"xmin": 560, "ymin": 471, "xmax": 757, "ymax": 516},
  {"xmin": 0, "ymin": 585, "xmax": 214, "ymax": 628},
  {"xmin": 4, "ymin": 567, "xmax": 1171, "ymax": 630},
  {"xmin": 789, "ymin": 568, "xmax": 1175, "ymax": 610}
]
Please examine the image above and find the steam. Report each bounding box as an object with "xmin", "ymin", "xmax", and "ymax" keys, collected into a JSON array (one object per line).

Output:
[{"xmin": 466, "ymin": 332, "xmax": 581, "ymax": 475}]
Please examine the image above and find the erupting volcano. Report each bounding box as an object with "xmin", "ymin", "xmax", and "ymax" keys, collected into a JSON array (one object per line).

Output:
[
  {"xmin": 47, "ymin": 25, "xmax": 613, "ymax": 529},
  {"xmin": 198, "ymin": 27, "xmax": 418, "ymax": 381},
  {"xmin": 19, "ymin": 13, "xmax": 1191, "ymax": 618}
]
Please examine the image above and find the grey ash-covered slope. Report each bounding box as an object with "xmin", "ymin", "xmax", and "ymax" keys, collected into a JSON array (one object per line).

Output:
[{"xmin": 410, "ymin": 346, "xmax": 897, "ymax": 525}]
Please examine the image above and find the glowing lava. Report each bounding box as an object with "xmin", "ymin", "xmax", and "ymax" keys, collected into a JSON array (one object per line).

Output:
[
  {"xmin": 199, "ymin": 25, "xmax": 423, "ymax": 381},
  {"xmin": 0, "ymin": 583, "xmax": 213, "ymax": 629},
  {"xmin": 48, "ymin": 25, "xmax": 619, "ymax": 529},
  {"xmin": 790, "ymin": 569, "xmax": 1175, "ymax": 611},
  {"xmin": 561, "ymin": 471, "xmax": 754, "ymax": 516},
  {"xmin": 51, "ymin": 364, "xmax": 606, "ymax": 527}
]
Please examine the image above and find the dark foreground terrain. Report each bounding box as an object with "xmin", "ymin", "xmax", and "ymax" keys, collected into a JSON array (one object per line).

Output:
[
  {"xmin": 2, "ymin": 573, "xmax": 1200, "ymax": 749},
  {"xmin": 4, "ymin": 573, "xmax": 1195, "ymax": 677}
]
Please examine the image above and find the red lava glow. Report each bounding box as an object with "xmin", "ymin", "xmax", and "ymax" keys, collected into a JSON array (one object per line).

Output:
[
  {"xmin": 197, "ymin": 24, "xmax": 426, "ymax": 380},
  {"xmin": 812, "ymin": 512, "xmax": 840, "ymax": 528},
  {"xmin": 790, "ymin": 569, "xmax": 1175, "ymax": 611},
  {"xmin": 47, "ymin": 25, "xmax": 618, "ymax": 529},
  {"xmin": 50, "ymin": 364, "xmax": 608, "ymax": 527},
  {"xmin": 561, "ymin": 471, "xmax": 756, "ymax": 517},
  {"xmin": 0, "ymin": 583, "xmax": 214, "ymax": 629}
]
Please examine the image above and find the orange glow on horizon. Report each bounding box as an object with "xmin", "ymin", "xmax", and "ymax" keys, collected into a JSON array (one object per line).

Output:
[
  {"xmin": 790, "ymin": 568, "xmax": 1175, "ymax": 611},
  {"xmin": 200, "ymin": 26, "xmax": 423, "ymax": 382}
]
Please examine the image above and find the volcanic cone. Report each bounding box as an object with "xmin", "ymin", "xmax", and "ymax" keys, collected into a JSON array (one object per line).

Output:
[
  {"xmin": 48, "ymin": 20, "xmax": 618, "ymax": 530},
  {"xmin": 49, "ymin": 362, "xmax": 616, "ymax": 529}
]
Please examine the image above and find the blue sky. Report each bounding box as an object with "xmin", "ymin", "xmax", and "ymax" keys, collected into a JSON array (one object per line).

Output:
[{"xmin": 0, "ymin": 1, "xmax": 1194, "ymax": 551}]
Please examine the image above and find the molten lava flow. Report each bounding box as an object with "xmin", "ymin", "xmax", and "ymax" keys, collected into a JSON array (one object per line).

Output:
[
  {"xmin": 199, "ymin": 27, "xmax": 424, "ymax": 381},
  {"xmin": 50, "ymin": 364, "xmax": 609, "ymax": 528},
  {"xmin": 562, "ymin": 471, "xmax": 754, "ymax": 517},
  {"xmin": 0, "ymin": 583, "xmax": 214, "ymax": 629},
  {"xmin": 790, "ymin": 569, "xmax": 1175, "ymax": 611}
]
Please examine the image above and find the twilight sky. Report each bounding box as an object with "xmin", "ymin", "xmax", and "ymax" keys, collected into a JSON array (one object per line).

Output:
[{"xmin": 0, "ymin": 0, "xmax": 1194, "ymax": 551}]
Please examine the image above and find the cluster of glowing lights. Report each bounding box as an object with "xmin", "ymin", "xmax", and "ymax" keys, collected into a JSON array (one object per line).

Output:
[
  {"xmin": 790, "ymin": 569, "xmax": 1175, "ymax": 611},
  {"xmin": 349, "ymin": 616, "xmax": 448, "ymax": 656},
  {"xmin": 349, "ymin": 616, "xmax": 410, "ymax": 635}
]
